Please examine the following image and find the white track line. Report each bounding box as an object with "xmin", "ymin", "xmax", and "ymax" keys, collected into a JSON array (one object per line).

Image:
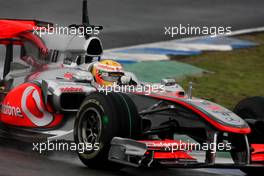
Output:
[
  {"xmin": 105, "ymin": 26, "xmax": 264, "ymax": 51},
  {"xmin": 103, "ymin": 26, "xmax": 264, "ymax": 62}
]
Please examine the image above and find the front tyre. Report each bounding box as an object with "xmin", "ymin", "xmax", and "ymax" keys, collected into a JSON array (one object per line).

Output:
[
  {"xmin": 232, "ymin": 96, "xmax": 264, "ymax": 175},
  {"xmin": 234, "ymin": 96, "xmax": 264, "ymax": 143},
  {"xmin": 74, "ymin": 92, "xmax": 141, "ymax": 169}
]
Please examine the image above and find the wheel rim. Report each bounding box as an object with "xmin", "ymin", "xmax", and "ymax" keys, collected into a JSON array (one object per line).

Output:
[{"xmin": 79, "ymin": 107, "xmax": 102, "ymax": 152}]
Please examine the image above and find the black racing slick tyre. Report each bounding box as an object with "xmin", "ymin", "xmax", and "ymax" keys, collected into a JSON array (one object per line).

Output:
[
  {"xmin": 234, "ymin": 96, "xmax": 264, "ymax": 143},
  {"xmin": 74, "ymin": 92, "xmax": 141, "ymax": 170},
  {"xmin": 232, "ymin": 96, "xmax": 264, "ymax": 175}
]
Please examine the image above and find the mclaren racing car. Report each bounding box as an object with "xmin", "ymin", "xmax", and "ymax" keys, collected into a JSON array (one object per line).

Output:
[{"xmin": 0, "ymin": 1, "xmax": 263, "ymax": 175}]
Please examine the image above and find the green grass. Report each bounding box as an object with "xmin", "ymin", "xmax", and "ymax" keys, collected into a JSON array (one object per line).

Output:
[
  {"xmin": 124, "ymin": 60, "xmax": 204, "ymax": 82},
  {"xmin": 175, "ymin": 33, "xmax": 264, "ymax": 110}
]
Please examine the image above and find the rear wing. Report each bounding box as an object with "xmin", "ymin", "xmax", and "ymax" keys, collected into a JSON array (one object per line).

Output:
[
  {"xmin": 0, "ymin": 19, "xmax": 53, "ymax": 27},
  {"xmin": 0, "ymin": 19, "xmax": 53, "ymax": 42},
  {"xmin": 0, "ymin": 19, "xmax": 52, "ymax": 78}
]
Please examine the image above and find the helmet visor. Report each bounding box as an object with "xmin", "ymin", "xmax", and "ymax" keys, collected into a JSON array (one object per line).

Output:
[{"xmin": 101, "ymin": 71, "xmax": 124, "ymax": 82}]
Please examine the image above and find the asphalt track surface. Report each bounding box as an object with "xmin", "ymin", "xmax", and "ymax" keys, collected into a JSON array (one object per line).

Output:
[
  {"xmin": 0, "ymin": 0, "xmax": 264, "ymax": 176},
  {"xmin": 1, "ymin": 0, "xmax": 264, "ymax": 49}
]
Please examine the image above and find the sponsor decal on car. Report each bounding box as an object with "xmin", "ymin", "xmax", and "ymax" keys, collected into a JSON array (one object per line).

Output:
[
  {"xmin": 1, "ymin": 83, "xmax": 55, "ymax": 127},
  {"xmin": 1, "ymin": 103, "xmax": 23, "ymax": 118},
  {"xmin": 63, "ymin": 72, "xmax": 74, "ymax": 79},
  {"xmin": 21, "ymin": 86, "xmax": 53, "ymax": 127},
  {"xmin": 60, "ymin": 87, "xmax": 84, "ymax": 92}
]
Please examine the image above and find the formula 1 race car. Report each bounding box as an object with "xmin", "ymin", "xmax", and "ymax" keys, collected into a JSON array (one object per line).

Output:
[{"xmin": 0, "ymin": 1, "xmax": 263, "ymax": 175}]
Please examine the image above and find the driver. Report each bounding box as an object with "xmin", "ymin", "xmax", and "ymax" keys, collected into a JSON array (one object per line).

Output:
[{"xmin": 91, "ymin": 59, "xmax": 135, "ymax": 86}]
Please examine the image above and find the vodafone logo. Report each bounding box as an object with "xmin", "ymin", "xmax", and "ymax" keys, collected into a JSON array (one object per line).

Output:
[{"xmin": 21, "ymin": 86, "xmax": 53, "ymax": 127}]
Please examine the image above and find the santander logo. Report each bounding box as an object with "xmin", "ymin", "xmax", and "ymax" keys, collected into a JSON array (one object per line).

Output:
[{"xmin": 21, "ymin": 86, "xmax": 53, "ymax": 127}]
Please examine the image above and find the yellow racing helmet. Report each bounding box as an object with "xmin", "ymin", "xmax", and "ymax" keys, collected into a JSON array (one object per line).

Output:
[{"xmin": 92, "ymin": 60, "xmax": 124, "ymax": 86}]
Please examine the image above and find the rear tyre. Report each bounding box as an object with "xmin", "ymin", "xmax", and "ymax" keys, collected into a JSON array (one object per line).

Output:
[{"xmin": 74, "ymin": 92, "xmax": 141, "ymax": 170}]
